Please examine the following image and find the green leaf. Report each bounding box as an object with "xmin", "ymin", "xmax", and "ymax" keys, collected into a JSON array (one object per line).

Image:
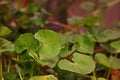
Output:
[
  {"xmin": 83, "ymin": 16, "xmax": 101, "ymax": 28},
  {"xmin": 16, "ymin": 15, "xmax": 29, "ymax": 25},
  {"xmin": 98, "ymin": 78, "xmax": 106, "ymax": 80},
  {"xmin": 58, "ymin": 53, "xmax": 95, "ymax": 74},
  {"xmin": 80, "ymin": 1, "xmax": 95, "ymax": 11},
  {"xmin": 0, "ymin": 38, "xmax": 14, "ymax": 53},
  {"xmin": 100, "ymin": 43, "xmax": 115, "ymax": 54},
  {"xmin": 109, "ymin": 56, "xmax": 120, "ymax": 69},
  {"xmin": 30, "ymin": 16, "xmax": 46, "ymax": 27},
  {"xmin": 29, "ymin": 50, "xmax": 39, "ymax": 60},
  {"xmin": 74, "ymin": 34, "xmax": 95, "ymax": 54},
  {"xmin": 27, "ymin": 3, "xmax": 38, "ymax": 13},
  {"xmin": 39, "ymin": 56, "xmax": 59, "ymax": 68},
  {"xmin": 95, "ymin": 53, "xmax": 111, "ymax": 68},
  {"xmin": 30, "ymin": 75, "xmax": 58, "ymax": 80},
  {"xmin": 35, "ymin": 30, "xmax": 61, "ymax": 57},
  {"xmin": 103, "ymin": 29, "xmax": 120, "ymax": 41},
  {"xmin": 0, "ymin": 26, "xmax": 11, "ymax": 36},
  {"xmin": 91, "ymin": 76, "xmax": 97, "ymax": 80},
  {"xmin": 93, "ymin": 29, "xmax": 120, "ymax": 42},
  {"xmin": 92, "ymin": 29, "xmax": 107, "ymax": 42},
  {"xmin": 59, "ymin": 34, "xmax": 70, "ymax": 57},
  {"xmin": 67, "ymin": 16, "xmax": 83, "ymax": 27},
  {"xmin": 3, "ymin": 72, "xmax": 17, "ymax": 80},
  {"xmin": 15, "ymin": 33, "xmax": 39, "ymax": 53},
  {"xmin": 110, "ymin": 40, "xmax": 120, "ymax": 53}
]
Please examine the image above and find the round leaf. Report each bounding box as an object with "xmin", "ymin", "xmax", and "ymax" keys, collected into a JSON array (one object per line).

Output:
[
  {"xmin": 109, "ymin": 56, "xmax": 120, "ymax": 69},
  {"xmin": 58, "ymin": 53, "xmax": 95, "ymax": 74},
  {"xmin": 15, "ymin": 33, "xmax": 39, "ymax": 53},
  {"xmin": 110, "ymin": 40, "xmax": 120, "ymax": 53},
  {"xmin": 74, "ymin": 35, "xmax": 95, "ymax": 54},
  {"xmin": 93, "ymin": 29, "xmax": 120, "ymax": 42},
  {"xmin": 34, "ymin": 30, "xmax": 61, "ymax": 57},
  {"xmin": 95, "ymin": 53, "xmax": 111, "ymax": 68}
]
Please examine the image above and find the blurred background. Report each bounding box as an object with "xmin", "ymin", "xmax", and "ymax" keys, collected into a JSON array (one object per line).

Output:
[{"xmin": 0, "ymin": 0, "xmax": 120, "ymax": 39}]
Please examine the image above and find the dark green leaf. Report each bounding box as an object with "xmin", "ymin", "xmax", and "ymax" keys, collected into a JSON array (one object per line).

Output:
[
  {"xmin": 3, "ymin": 72, "xmax": 17, "ymax": 80},
  {"xmin": 27, "ymin": 3, "xmax": 38, "ymax": 13}
]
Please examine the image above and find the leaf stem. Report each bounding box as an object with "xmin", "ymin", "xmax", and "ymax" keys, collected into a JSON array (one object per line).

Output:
[
  {"xmin": 93, "ymin": 70, "xmax": 96, "ymax": 77},
  {"xmin": 0, "ymin": 54, "xmax": 4, "ymax": 80},
  {"xmin": 106, "ymin": 53, "xmax": 119, "ymax": 80},
  {"xmin": 106, "ymin": 69, "xmax": 110, "ymax": 80},
  {"xmin": 15, "ymin": 64, "xmax": 23, "ymax": 80},
  {"xmin": 7, "ymin": 59, "xmax": 11, "ymax": 73}
]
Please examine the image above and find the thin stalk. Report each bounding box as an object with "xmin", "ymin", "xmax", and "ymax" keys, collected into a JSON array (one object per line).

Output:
[
  {"xmin": 106, "ymin": 69, "xmax": 111, "ymax": 80},
  {"xmin": 104, "ymin": 69, "xmax": 108, "ymax": 78},
  {"xmin": 7, "ymin": 59, "xmax": 11, "ymax": 73},
  {"xmin": 0, "ymin": 54, "xmax": 4, "ymax": 80},
  {"xmin": 30, "ymin": 63, "xmax": 35, "ymax": 77},
  {"xmin": 15, "ymin": 64, "xmax": 23, "ymax": 80},
  {"xmin": 93, "ymin": 70, "xmax": 96, "ymax": 77},
  {"xmin": 106, "ymin": 53, "xmax": 119, "ymax": 80}
]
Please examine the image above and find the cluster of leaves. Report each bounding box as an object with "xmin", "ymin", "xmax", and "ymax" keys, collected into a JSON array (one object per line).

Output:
[
  {"xmin": 0, "ymin": 0, "xmax": 120, "ymax": 80},
  {"xmin": 0, "ymin": 0, "xmax": 48, "ymax": 36},
  {"xmin": 1, "ymin": 21, "xmax": 120, "ymax": 80}
]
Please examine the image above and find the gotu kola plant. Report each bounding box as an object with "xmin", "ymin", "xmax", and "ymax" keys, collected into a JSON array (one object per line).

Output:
[
  {"xmin": 1, "ymin": 26, "xmax": 96, "ymax": 80},
  {"xmin": 14, "ymin": 29, "xmax": 96, "ymax": 80},
  {"xmin": 1, "ymin": 16, "xmax": 120, "ymax": 80}
]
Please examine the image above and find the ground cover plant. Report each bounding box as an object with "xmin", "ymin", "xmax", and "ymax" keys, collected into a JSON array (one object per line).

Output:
[{"xmin": 0, "ymin": 0, "xmax": 120, "ymax": 80}]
